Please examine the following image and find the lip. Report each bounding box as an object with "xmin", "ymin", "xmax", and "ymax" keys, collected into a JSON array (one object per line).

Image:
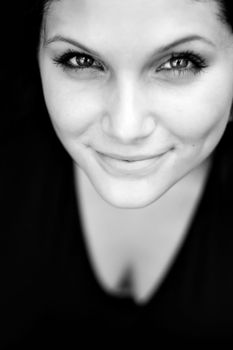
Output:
[
  {"xmin": 94, "ymin": 149, "xmax": 172, "ymax": 177},
  {"xmin": 97, "ymin": 152, "xmax": 162, "ymax": 162}
]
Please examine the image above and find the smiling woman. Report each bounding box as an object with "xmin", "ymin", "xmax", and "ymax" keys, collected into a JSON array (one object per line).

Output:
[
  {"xmin": 2, "ymin": 0, "xmax": 233, "ymax": 346},
  {"xmin": 38, "ymin": 0, "xmax": 233, "ymax": 210}
]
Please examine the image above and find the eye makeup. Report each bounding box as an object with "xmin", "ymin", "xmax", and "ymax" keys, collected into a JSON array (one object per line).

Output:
[
  {"xmin": 156, "ymin": 50, "xmax": 208, "ymax": 76},
  {"xmin": 52, "ymin": 48, "xmax": 208, "ymax": 79},
  {"xmin": 52, "ymin": 49, "xmax": 105, "ymax": 72}
]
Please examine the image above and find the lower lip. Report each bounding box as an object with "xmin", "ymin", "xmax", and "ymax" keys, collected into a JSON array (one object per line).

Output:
[{"xmin": 95, "ymin": 151, "xmax": 171, "ymax": 177}]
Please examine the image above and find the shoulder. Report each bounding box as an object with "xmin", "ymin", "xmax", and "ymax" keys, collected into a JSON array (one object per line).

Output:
[{"xmin": 0, "ymin": 112, "xmax": 72, "ymax": 256}]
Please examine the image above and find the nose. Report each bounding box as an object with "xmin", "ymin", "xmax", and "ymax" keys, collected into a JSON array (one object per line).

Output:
[{"xmin": 101, "ymin": 76, "xmax": 156, "ymax": 144}]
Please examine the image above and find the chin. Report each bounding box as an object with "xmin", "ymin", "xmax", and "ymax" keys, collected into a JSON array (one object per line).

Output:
[
  {"xmin": 104, "ymin": 196, "xmax": 157, "ymax": 209},
  {"xmin": 99, "ymin": 192, "xmax": 157, "ymax": 209},
  {"xmin": 77, "ymin": 146, "xmax": 178, "ymax": 209},
  {"xmin": 91, "ymin": 178, "xmax": 167, "ymax": 209}
]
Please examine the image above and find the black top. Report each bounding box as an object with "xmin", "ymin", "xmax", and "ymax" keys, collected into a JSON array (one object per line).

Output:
[{"xmin": 1, "ymin": 114, "xmax": 233, "ymax": 346}]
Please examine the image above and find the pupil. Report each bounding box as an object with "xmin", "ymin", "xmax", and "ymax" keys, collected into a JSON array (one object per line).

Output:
[
  {"xmin": 173, "ymin": 58, "xmax": 188, "ymax": 69},
  {"xmin": 77, "ymin": 55, "xmax": 93, "ymax": 67}
]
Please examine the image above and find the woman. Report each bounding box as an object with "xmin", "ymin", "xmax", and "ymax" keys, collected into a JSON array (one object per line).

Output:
[{"xmin": 2, "ymin": 0, "xmax": 233, "ymax": 345}]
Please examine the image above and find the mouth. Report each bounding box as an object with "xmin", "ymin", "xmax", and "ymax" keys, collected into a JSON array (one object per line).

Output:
[{"xmin": 94, "ymin": 149, "xmax": 172, "ymax": 176}]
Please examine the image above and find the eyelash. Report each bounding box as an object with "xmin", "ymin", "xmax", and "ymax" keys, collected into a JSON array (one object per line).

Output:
[
  {"xmin": 53, "ymin": 49, "xmax": 105, "ymax": 72},
  {"xmin": 156, "ymin": 50, "xmax": 208, "ymax": 76},
  {"xmin": 52, "ymin": 49, "xmax": 208, "ymax": 77}
]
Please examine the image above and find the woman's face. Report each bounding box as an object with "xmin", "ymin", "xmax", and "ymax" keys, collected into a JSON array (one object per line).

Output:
[{"xmin": 39, "ymin": 0, "xmax": 233, "ymax": 208}]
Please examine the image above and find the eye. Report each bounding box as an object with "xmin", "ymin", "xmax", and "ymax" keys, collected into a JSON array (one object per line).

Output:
[
  {"xmin": 53, "ymin": 50, "xmax": 104, "ymax": 72},
  {"xmin": 165, "ymin": 57, "xmax": 192, "ymax": 70},
  {"xmin": 70, "ymin": 54, "xmax": 94, "ymax": 68},
  {"xmin": 156, "ymin": 51, "xmax": 208, "ymax": 76}
]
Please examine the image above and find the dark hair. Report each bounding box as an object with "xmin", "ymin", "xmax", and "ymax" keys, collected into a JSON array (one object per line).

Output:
[
  {"xmin": 215, "ymin": 1, "xmax": 233, "ymax": 29},
  {"xmin": 3, "ymin": 0, "xmax": 233, "ymax": 128}
]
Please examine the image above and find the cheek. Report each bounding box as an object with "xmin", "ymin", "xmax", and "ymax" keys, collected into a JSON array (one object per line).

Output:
[
  {"xmin": 171, "ymin": 98, "xmax": 230, "ymax": 143},
  {"xmin": 156, "ymin": 79, "xmax": 233, "ymax": 145},
  {"xmin": 41, "ymin": 75, "xmax": 102, "ymax": 138}
]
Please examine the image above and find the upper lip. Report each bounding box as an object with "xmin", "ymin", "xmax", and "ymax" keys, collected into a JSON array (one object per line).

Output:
[{"xmin": 96, "ymin": 150, "xmax": 170, "ymax": 162}]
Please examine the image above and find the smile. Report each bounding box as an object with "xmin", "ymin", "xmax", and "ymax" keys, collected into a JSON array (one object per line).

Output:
[{"xmin": 95, "ymin": 150, "xmax": 172, "ymax": 177}]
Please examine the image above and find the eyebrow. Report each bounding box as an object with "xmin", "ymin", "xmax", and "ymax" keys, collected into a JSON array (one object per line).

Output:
[
  {"xmin": 156, "ymin": 35, "xmax": 215, "ymax": 53},
  {"xmin": 45, "ymin": 34, "xmax": 215, "ymax": 56},
  {"xmin": 45, "ymin": 35, "xmax": 102, "ymax": 57}
]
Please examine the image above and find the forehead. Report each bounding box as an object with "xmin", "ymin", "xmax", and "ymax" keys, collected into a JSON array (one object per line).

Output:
[{"xmin": 44, "ymin": 0, "xmax": 229, "ymax": 50}]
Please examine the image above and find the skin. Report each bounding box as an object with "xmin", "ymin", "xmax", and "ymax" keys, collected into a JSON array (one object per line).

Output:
[{"xmin": 38, "ymin": 0, "xmax": 233, "ymax": 209}]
